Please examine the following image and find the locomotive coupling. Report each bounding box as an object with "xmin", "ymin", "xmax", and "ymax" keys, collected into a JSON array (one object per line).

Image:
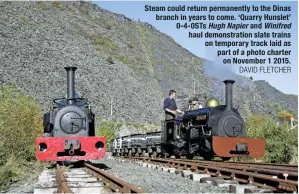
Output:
[
  {"xmin": 64, "ymin": 139, "xmax": 81, "ymax": 150},
  {"xmin": 69, "ymin": 149, "xmax": 74, "ymax": 156}
]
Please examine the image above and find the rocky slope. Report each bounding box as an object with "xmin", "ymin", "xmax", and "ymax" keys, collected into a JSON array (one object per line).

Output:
[{"xmin": 0, "ymin": 1, "xmax": 297, "ymax": 128}]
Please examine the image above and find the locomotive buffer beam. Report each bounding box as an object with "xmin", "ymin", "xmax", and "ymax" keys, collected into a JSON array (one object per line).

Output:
[{"xmin": 212, "ymin": 136, "xmax": 265, "ymax": 158}]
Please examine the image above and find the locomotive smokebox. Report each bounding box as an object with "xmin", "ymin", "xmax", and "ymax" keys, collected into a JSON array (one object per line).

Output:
[
  {"xmin": 65, "ymin": 67, "xmax": 77, "ymax": 105},
  {"xmin": 223, "ymin": 79, "xmax": 235, "ymax": 111}
]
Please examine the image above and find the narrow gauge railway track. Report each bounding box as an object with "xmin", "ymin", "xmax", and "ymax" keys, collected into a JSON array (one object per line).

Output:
[
  {"xmin": 177, "ymin": 158, "xmax": 298, "ymax": 170},
  {"xmin": 120, "ymin": 156, "xmax": 298, "ymax": 193},
  {"xmin": 34, "ymin": 163, "xmax": 144, "ymax": 193},
  {"xmin": 168, "ymin": 158, "xmax": 298, "ymax": 178}
]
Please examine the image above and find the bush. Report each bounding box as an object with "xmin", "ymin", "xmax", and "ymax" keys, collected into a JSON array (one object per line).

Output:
[
  {"xmin": 245, "ymin": 115, "xmax": 297, "ymax": 163},
  {"xmin": 95, "ymin": 119, "xmax": 118, "ymax": 145},
  {"xmin": 277, "ymin": 109, "xmax": 294, "ymax": 120},
  {"xmin": 0, "ymin": 85, "xmax": 43, "ymax": 190},
  {"xmin": 95, "ymin": 119, "xmax": 119, "ymax": 151}
]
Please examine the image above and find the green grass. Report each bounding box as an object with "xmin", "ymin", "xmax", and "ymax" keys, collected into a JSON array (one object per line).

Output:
[
  {"xmin": 52, "ymin": 1, "xmax": 64, "ymax": 9},
  {"xmin": 19, "ymin": 15, "xmax": 37, "ymax": 25},
  {"xmin": 66, "ymin": 6, "xmax": 76, "ymax": 13},
  {"xmin": 116, "ymin": 55, "xmax": 130, "ymax": 65},
  {"xmin": 89, "ymin": 36, "xmax": 118, "ymax": 52},
  {"xmin": 35, "ymin": 1, "xmax": 48, "ymax": 10},
  {"xmin": 0, "ymin": 85, "xmax": 44, "ymax": 190}
]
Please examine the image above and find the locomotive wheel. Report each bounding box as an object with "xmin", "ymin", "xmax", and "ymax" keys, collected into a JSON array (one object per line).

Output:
[
  {"xmin": 221, "ymin": 157, "xmax": 231, "ymax": 161},
  {"xmin": 202, "ymin": 155, "xmax": 213, "ymax": 160},
  {"xmin": 202, "ymin": 153, "xmax": 213, "ymax": 160},
  {"xmin": 186, "ymin": 153, "xmax": 194, "ymax": 160},
  {"xmin": 128, "ymin": 150, "xmax": 132, "ymax": 157},
  {"xmin": 175, "ymin": 155, "xmax": 181, "ymax": 159},
  {"xmin": 152, "ymin": 151, "xmax": 157, "ymax": 158}
]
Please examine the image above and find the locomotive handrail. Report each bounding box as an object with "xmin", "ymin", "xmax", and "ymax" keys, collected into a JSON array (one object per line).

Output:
[
  {"xmin": 53, "ymin": 97, "xmax": 89, "ymax": 103},
  {"xmin": 53, "ymin": 98, "xmax": 89, "ymax": 107}
]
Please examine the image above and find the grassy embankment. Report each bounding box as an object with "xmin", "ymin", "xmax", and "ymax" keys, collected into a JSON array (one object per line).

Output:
[{"xmin": 0, "ymin": 85, "xmax": 44, "ymax": 191}]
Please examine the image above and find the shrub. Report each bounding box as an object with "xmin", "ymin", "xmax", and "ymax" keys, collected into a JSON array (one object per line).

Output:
[
  {"xmin": 277, "ymin": 109, "xmax": 294, "ymax": 120},
  {"xmin": 0, "ymin": 85, "xmax": 43, "ymax": 190},
  {"xmin": 96, "ymin": 119, "xmax": 118, "ymax": 145},
  {"xmin": 245, "ymin": 114, "xmax": 297, "ymax": 163}
]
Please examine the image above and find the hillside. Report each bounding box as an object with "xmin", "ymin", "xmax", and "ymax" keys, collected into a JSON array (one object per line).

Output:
[{"xmin": 0, "ymin": 1, "xmax": 297, "ymax": 127}]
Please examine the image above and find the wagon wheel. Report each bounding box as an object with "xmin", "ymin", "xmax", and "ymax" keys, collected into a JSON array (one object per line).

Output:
[
  {"xmin": 186, "ymin": 153, "xmax": 194, "ymax": 160},
  {"xmin": 202, "ymin": 154, "xmax": 213, "ymax": 160},
  {"xmin": 142, "ymin": 150, "xmax": 146, "ymax": 157},
  {"xmin": 152, "ymin": 151, "xmax": 157, "ymax": 158},
  {"xmin": 221, "ymin": 157, "xmax": 231, "ymax": 161}
]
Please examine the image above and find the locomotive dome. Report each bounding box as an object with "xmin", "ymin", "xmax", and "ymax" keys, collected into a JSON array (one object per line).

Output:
[{"xmin": 206, "ymin": 97, "xmax": 220, "ymax": 107}]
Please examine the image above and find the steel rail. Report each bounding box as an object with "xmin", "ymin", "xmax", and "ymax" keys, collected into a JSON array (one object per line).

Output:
[
  {"xmin": 56, "ymin": 164, "xmax": 74, "ymax": 193},
  {"xmin": 126, "ymin": 156, "xmax": 298, "ymax": 192},
  {"xmin": 174, "ymin": 156, "xmax": 298, "ymax": 168},
  {"xmin": 158, "ymin": 158, "xmax": 298, "ymax": 181},
  {"xmin": 128, "ymin": 156, "xmax": 297, "ymax": 173},
  {"xmin": 175, "ymin": 158, "xmax": 298, "ymax": 171},
  {"xmin": 84, "ymin": 163, "xmax": 144, "ymax": 193},
  {"xmin": 143, "ymin": 157, "xmax": 298, "ymax": 181}
]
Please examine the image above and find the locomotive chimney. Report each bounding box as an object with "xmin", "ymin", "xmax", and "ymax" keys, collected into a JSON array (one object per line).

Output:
[
  {"xmin": 65, "ymin": 67, "xmax": 77, "ymax": 105},
  {"xmin": 223, "ymin": 80, "xmax": 235, "ymax": 111}
]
